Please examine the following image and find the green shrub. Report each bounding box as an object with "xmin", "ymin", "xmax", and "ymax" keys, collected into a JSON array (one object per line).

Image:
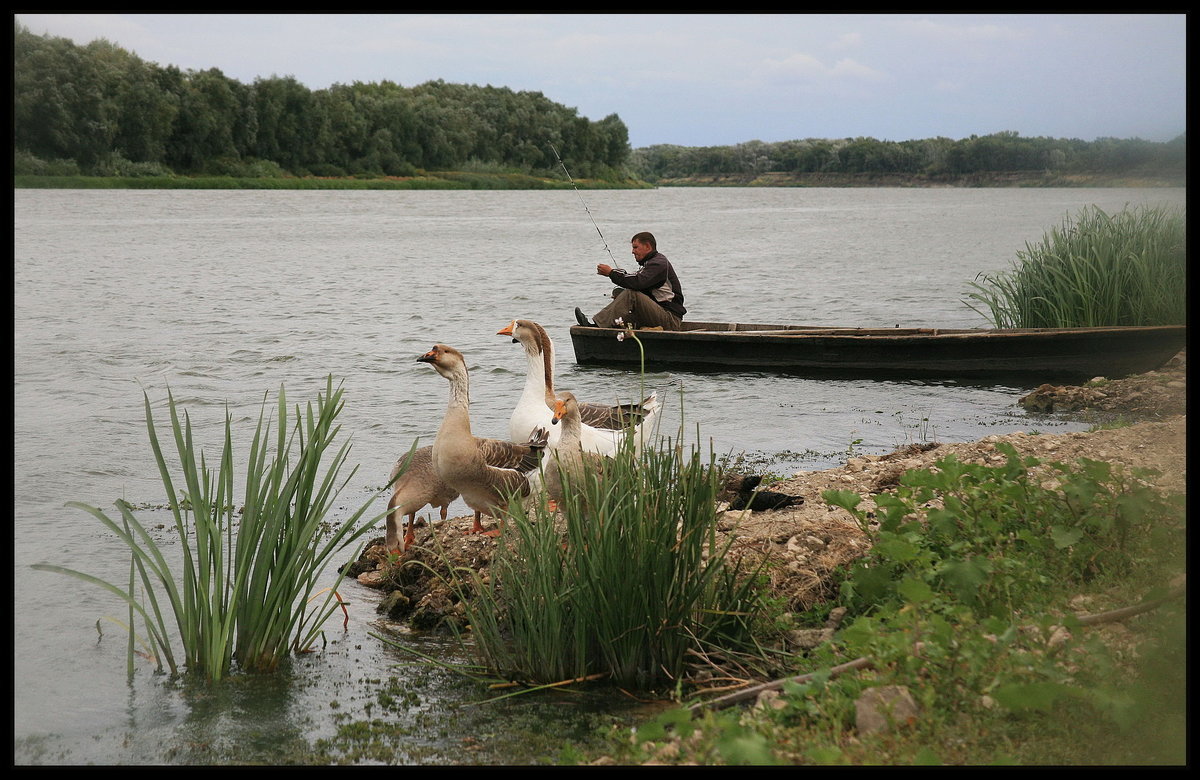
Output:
[
  {"xmin": 828, "ymin": 442, "xmax": 1183, "ymax": 619},
  {"xmin": 307, "ymin": 162, "xmax": 349, "ymax": 177},
  {"xmin": 88, "ymin": 154, "xmax": 174, "ymax": 178},
  {"xmin": 13, "ymin": 149, "xmax": 82, "ymax": 176},
  {"xmin": 201, "ymin": 156, "xmax": 289, "ymax": 178}
]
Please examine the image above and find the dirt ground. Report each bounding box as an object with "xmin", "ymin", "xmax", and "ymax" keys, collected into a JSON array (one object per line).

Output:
[{"xmin": 344, "ymin": 350, "xmax": 1186, "ymax": 625}]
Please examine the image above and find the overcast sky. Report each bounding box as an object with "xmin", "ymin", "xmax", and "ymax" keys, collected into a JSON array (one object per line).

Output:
[{"xmin": 14, "ymin": 13, "xmax": 1187, "ymax": 149}]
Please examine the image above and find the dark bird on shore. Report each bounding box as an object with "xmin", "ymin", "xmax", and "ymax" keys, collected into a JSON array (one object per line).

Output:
[{"xmin": 722, "ymin": 473, "xmax": 804, "ymax": 512}]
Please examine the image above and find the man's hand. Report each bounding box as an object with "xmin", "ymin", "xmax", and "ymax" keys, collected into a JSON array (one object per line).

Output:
[{"xmin": 596, "ymin": 263, "xmax": 613, "ymax": 276}]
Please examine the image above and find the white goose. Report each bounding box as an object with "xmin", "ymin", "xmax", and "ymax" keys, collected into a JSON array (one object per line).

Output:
[
  {"xmin": 384, "ymin": 444, "xmax": 458, "ymax": 554},
  {"xmin": 417, "ymin": 343, "xmax": 549, "ymax": 537},
  {"xmin": 497, "ymin": 318, "xmax": 660, "ymax": 455},
  {"xmin": 542, "ymin": 391, "xmax": 611, "ymax": 512}
]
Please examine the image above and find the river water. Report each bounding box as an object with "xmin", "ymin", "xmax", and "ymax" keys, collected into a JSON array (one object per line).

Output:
[{"xmin": 13, "ymin": 186, "xmax": 1185, "ymax": 764}]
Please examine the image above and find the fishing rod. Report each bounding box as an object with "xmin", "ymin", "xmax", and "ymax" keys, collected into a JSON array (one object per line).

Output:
[{"xmin": 549, "ymin": 143, "xmax": 618, "ymax": 264}]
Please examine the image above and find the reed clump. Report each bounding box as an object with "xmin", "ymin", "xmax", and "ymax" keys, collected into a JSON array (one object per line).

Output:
[
  {"xmin": 967, "ymin": 204, "xmax": 1185, "ymax": 328},
  {"xmin": 34, "ymin": 376, "xmax": 385, "ymax": 682},
  {"xmin": 453, "ymin": 434, "xmax": 774, "ymax": 691}
]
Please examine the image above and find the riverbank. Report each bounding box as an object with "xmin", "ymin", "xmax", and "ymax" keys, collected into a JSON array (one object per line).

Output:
[
  {"xmin": 335, "ymin": 351, "xmax": 1186, "ymax": 766},
  {"xmin": 14, "ymin": 170, "xmax": 1184, "ymax": 190},
  {"xmin": 345, "ymin": 349, "xmax": 1186, "ymax": 626},
  {"xmin": 651, "ymin": 170, "xmax": 1186, "ymax": 188},
  {"xmin": 11, "ymin": 172, "xmax": 650, "ymax": 190},
  {"xmin": 648, "ymin": 170, "xmax": 1180, "ymax": 187}
]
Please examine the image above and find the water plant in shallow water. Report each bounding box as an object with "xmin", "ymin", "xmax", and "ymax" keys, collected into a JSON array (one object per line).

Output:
[
  {"xmin": 966, "ymin": 204, "xmax": 1186, "ymax": 328},
  {"xmin": 33, "ymin": 376, "xmax": 387, "ymax": 682}
]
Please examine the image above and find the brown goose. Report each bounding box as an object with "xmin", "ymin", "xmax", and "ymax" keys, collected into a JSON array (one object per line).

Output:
[
  {"xmin": 384, "ymin": 444, "xmax": 458, "ymax": 554},
  {"xmin": 497, "ymin": 318, "xmax": 659, "ymax": 454},
  {"xmin": 417, "ymin": 343, "xmax": 548, "ymax": 536},
  {"xmin": 542, "ymin": 391, "xmax": 611, "ymax": 512}
]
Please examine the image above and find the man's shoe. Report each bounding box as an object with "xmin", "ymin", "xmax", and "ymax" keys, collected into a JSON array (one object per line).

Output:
[{"xmin": 574, "ymin": 307, "xmax": 594, "ymax": 327}]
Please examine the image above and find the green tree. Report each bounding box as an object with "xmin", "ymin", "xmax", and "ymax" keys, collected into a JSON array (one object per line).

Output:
[
  {"xmin": 164, "ymin": 68, "xmax": 244, "ymax": 172},
  {"xmin": 253, "ymin": 75, "xmax": 321, "ymax": 172},
  {"xmin": 13, "ymin": 25, "xmax": 114, "ymax": 168}
]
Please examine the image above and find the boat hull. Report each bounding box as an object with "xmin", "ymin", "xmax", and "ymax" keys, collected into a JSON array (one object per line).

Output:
[{"xmin": 569, "ymin": 322, "xmax": 1186, "ymax": 383}]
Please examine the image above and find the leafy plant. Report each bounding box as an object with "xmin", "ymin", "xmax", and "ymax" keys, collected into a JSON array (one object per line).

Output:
[
  {"xmin": 813, "ymin": 444, "xmax": 1185, "ymax": 741},
  {"xmin": 33, "ymin": 376, "xmax": 386, "ymax": 681},
  {"xmin": 829, "ymin": 442, "xmax": 1181, "ymax": 619}
]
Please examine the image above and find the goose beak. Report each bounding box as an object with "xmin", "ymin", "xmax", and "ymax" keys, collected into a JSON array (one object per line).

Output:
[
  {"xmin": 552, "ymin": 399, "xmax": 566, "ymax": 425},
  {"xmin": 497, "ymin": 322, "xmax": 515, "ymax": 337},
  {"xmin": 417, "ymin": 348, "xmax": 438, "ymax": 363}
]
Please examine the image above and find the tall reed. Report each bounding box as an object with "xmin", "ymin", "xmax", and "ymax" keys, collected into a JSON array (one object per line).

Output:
[
  {"xmin": 33, "ymin": 376, "xmax": 385, "ymax": 681},
  {"xmin": 455, "ymin": 432, "xmax": 769, "ymax": 690},
  {"xmin": 966, "ymin": 204, "xmax": 1186, "ymax": 328}
]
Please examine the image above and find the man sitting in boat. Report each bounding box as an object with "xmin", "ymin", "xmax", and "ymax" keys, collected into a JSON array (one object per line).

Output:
[{"xmin": 575, "ymin": 231, "xmax": 687, "ymax": 331}]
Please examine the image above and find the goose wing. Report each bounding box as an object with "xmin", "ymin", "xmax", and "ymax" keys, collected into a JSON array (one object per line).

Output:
[
  {"xmin": 478, "ymin": 426, "xmax": 549, "ymax": 473},
  {"xmin": 578, "ymin": 391, "xmax": 658, "ymax": 430}
]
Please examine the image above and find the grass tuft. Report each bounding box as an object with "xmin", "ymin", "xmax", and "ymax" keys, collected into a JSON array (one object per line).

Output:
[
  {"xmin": 33, "ymin": 376, "xmax": 387, "ymax": 681},
  {"xmin": 452, "ymin": 433, "xmax": 775, "ymax": 691},
  {"xmin": 966, "ymin": 204, "xmax": 1185, "ymax": 328}
]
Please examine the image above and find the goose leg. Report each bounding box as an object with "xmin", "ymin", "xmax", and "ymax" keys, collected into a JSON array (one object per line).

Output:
[
  {"xmin": 385, "ymin": 493, "xmax": 402, "ymax": 554},
  {"xmin": 467, "ymin": 511, "xmax": 504, "ymax": 537},
  {"xmin": 403, "ymin": 511, "xmax": 417, "ymax": 549}
]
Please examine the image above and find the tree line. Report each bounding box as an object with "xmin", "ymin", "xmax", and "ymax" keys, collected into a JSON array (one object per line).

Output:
[
  {"xmin": 13, "ymin": 23, "xmax": 631, "ymax": 180},
  {"xmin": 630, "ymin": 132, "xmax": 1185, "ymax": 182},
  {"xmin": 14, "ymin": 22, "xmax": 1185, "ymax": 185}
]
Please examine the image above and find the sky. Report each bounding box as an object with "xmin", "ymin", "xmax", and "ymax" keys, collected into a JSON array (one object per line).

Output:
[{"xmin": 14, "ymin": 13, "xmax": 1188, "ymax": 149}]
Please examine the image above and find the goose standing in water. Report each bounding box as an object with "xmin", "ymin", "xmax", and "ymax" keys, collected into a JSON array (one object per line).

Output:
[
  {"xmin": 497, "ymin": 318, "xmax": 659, "ymax": 455},
  {"xmin": 417, "ymin": 343, "xmax": 548, "ymax": 536},
  {"xmin": 384, "ymin": 445, "xmax": 458, "ymax": 554}
]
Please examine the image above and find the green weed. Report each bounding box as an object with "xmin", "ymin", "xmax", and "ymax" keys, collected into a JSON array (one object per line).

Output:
[{"xmin": 33, "ymin": 377, "xmax": 387, "ymax": 681}]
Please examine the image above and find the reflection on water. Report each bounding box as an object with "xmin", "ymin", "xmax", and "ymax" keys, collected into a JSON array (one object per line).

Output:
[{"xmin": 14, "ymin": 186, "xmax": 1185, "ymax": 764}]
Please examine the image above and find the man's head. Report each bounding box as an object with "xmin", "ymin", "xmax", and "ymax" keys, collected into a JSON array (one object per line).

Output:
[{"xmin": 631, "ymin": 231, "xmax": 656, "ymax": 262}]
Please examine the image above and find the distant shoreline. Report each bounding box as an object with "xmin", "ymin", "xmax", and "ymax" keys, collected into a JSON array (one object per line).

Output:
[
  {"xmin": 12, "ymin": 170, "xmax": 1183, "ymax": 190},
  {"xmin": 11, "ymin": 172, "xmax": 651, "ymax": 191},
  {"xmin": 652, "ymin": 170, "xmax": 1185, "ymax": 188}
]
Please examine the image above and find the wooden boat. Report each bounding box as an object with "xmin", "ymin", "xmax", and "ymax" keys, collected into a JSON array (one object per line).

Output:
[{"xmin": 568, "ymin": 321, "xmax": 1186, "ymax": 383}]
